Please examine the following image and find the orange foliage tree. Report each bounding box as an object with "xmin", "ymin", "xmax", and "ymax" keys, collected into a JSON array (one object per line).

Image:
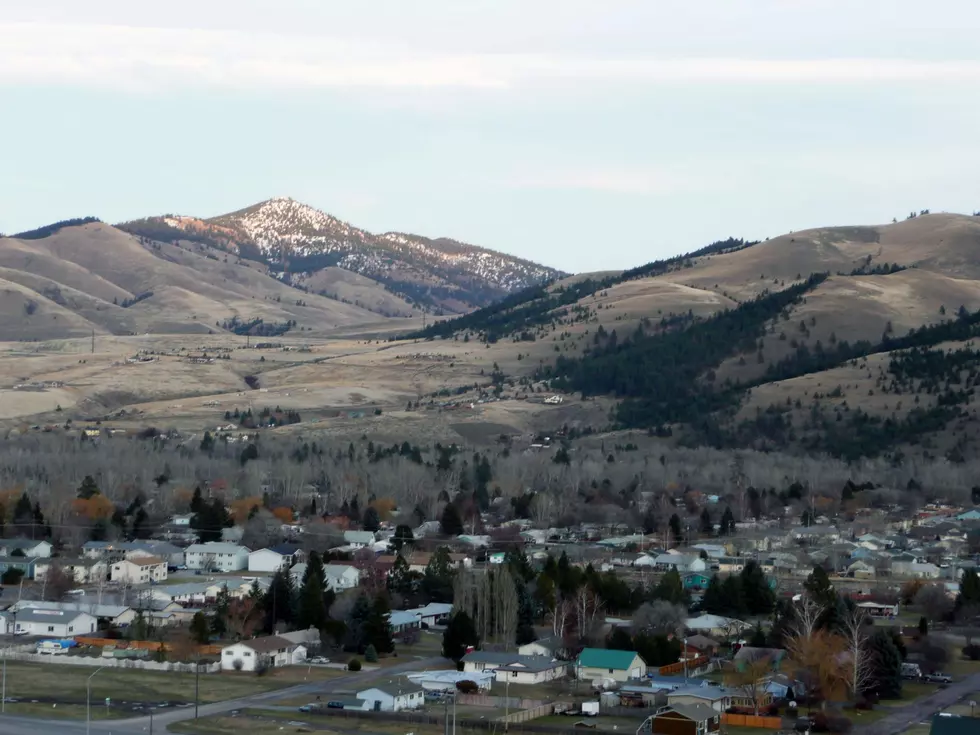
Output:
[
  {"xmin": 271, "ymin": 506, "xmax": 294, "ymax": 524},
  {"xmin": 72, "ymin": 494, "xmax": 115, "ymax": 520},
  {"xmin": 229, "ymin": 497, "xmax": 262, "ymax": 524}
]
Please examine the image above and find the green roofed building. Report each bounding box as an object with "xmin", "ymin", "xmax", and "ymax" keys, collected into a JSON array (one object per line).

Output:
[
  {"xmin": 576, "ymin": 648, "xmax": 647, "ymax": 682},
  {"xmin": 931, "ymin": 713, "xmax": 980, "ymax": 735}
]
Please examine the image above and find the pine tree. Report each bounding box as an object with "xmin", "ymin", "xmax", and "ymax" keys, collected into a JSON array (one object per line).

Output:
[
  {"xmin": 440, "ymin": 503, "xmax": 464, "ymax": 536},
  {"xmin": 297, "ymin": 558, "xmax": 328, "ymax": 633},
  {"xmin": 423, "ymin": 546, "xmax": 455, "ymax": 602},
  {"xmin": 263, "ymin": 568, "xmax": 296, "ymax": 633},
  {"xmin": 958, "ymin": 569, "xmax": 980, "ymax": 608},
  {"xmin": 868, "ymin": 629, "xmax": 903, "ymax": 699},
  {"xmin": 362, "ymin": 506, "xmax": 381, "ymax": 532},
  {"xmin": 131, "ymin": 508, "xmax": 151, "ymax": 539},
  {"xmin": 668, "ymin": 513, "xmax": 683, "ymax": 545},
  {"xmin": 388, "ymin": 553, "xmax": 413, "ymax": 595},
  {"xmin": 804, "ymin": 565, "xmax": 836, "ymax": 608},
  {"xmin": 442, "ymin": 611, "xmax": 479, "ymax": 660},
  {"xmin": 739, "ymin": 560, "xmax": 775, "ymax": 615},
  {"xmin": 12, "ymin": 492, "xmax": 33, "ymax": 535},
  {"xmin": 345, "ymin": 593, "xmax": 372, "ymax": 651},
  {"xmin": 190, "ymin": 611, "xmax": 210, "ymax": 644},
  {"xmin": 365, "ymin": 594, "xmax": 395, "ymax": 654},
  {"xmin": 392, "ymin": 524, "xmax": 415, "ymax": 551},
  {"xmin": 190, "ymin": 486, "xmax": 204, "ymax": 514},
  {"xmin": 701, "ymin": 575, "xmax": 726, "ymax": 615},
  {"xmin": 652, "ymin": 568, "xmax": 687, "ymax": 606},
  {"xmin": 721, "ymin": 575, "xmax": 746, "ymax": 617},
  {"xmin": 699, "ymin": 508, "xmax": 713, "ymax": 534},
  {"xmin": 720, "ymin": 507, "xmax": 736, "ymax": 535},
  {"xmin": 77, "ymin": 475, "xmax": 100, "ymax": 499}
]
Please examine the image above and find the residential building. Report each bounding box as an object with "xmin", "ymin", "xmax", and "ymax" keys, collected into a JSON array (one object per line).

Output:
[
  {"xmin": 518, "ymin": 636, "xmax": 562, "ymax": 657},
  {"xmin": 685, "ymin": 614, "xmax": 750, "ymax": 638},
  {"xmin": 682, "ymin": 573, "xmax": 712, "ymax": 591},
  {"xmin": 14, "ymin": 608, "xmax": 97, "ymax": 637},
  {"xmin": 248, "ymin": 544, "xmax": 303, "ymax": 573},
  {"xmin": 0, "ymin": 557, "xmax": 38, "ymax": 580},
  {"xmin": 111, "ymin": 556, "xmax": 168, "ymax": 585},
  {"xmin": 576, "ymin": 648, "xmax": 646, "ymax": 682},
  {"xmin": 220, "ymin": 635, "xmax": 306, "ymax": 672},
  {"xmin": 343, "ymin": 531, "xmax": 376, "ymax": 548},
  {"xmin": 0, "ymin": 539, "xmax": 52, "ymax": 558},
  {"xmin": 8, "ymin": 600, "xmax": 137, "ymax": 628},
  {"xmin": 930, "ymin": 713, "xmax": 978, "ymax": 735},
  {"xmin": 356, "ymin": 685, "xmax": 424, "ymax": 712},
  {"xmin": 185, "ymin": 542, "xmax": 250, "ymax": 572},
  {"xmin": 35, "ymin": 557, "xmax": 108, "ymax": 584},
  {"xmin": 324, "ymin": 564, "xmax": 360, "ymax": 591},
  {"xmin": 389, "ymin": 611, "xmax": 422, "ymax": 638},
  {"xmin": 654, "ymin": 553, "xmax": 707, "ymax": 574},
  {"xmin": 462, "ymin": 651, "xmax": 567, "ymax": 684}
]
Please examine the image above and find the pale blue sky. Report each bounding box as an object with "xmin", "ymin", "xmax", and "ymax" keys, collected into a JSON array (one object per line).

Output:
[{"xmin": 3, "ymin": 0, "xmax": 980, "ymax": 272}]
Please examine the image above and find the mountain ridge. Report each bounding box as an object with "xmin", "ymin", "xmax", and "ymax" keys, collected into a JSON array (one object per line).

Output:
[{"xmin": 119, "ymin": 197, "xmax": 564, "ymax": 313}]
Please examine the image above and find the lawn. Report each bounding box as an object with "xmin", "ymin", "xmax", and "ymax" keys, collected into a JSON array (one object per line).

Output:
[
  {"xmin": 0, "ymin": 661, "xmax": 321, "ymax": 708},
  {"xmin": 946, "ymin": 657, "xmax": 980, "ymax": 677},
  {"xmin": 534, "ymin": 714, "xmax": 647, "ymax": 731},
  {"xmin": 0, "ymin": 701, "xmax": 126, "ymax": 720}
]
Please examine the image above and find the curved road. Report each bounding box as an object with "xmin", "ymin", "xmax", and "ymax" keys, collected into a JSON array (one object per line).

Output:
[
  {"xmin": 0, "ymin": 656, "xmax": 442, "ymax": 735},
  {"xmin": 857, "ymin": 673, "xmax": 980, "ymax": 735}
]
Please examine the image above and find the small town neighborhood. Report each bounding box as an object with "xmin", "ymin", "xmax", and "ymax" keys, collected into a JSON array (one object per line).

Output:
[{"xmin": 1, "ymin": 486, "xmax": 980, "ymax": 735}]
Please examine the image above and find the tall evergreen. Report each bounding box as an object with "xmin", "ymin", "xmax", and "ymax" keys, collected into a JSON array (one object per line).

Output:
[
  {"xmin": 699, "ymin": 508, "xmax": 713, "ymax": 534},
  {"xmin": 345, "ymin": 593, "xmax": 372, "ymax": 651},
  {"xmin": 190, "ymin": 486, "xmax": 205, "ymax": 514},
  {"xmin": 297, "ymin": 552, "xmax": 328, "ymax": 633},
  {"xmin": 701, "ymin": 574, "xmax": 726, "ymax": 615},
  {"xmin": 739, "ymin": 560, "xmax": 775, "ymax": 615},
  {"xmin": 868, "ymin": 629, "xmax": 903, "ymax": 699},
  {"xmin": 720, "ymin": 507, "xmax": 736, "ymax": 535},
  {"xmin": 364, "ymin": 594, "xmax": 395, "ymax": 654},
  {"xmin": 263, "ymin": 568, "xmax": 296, "ymax": 633},
  {"xmin": 652, "ymin": 568, "xmax": 687, "ymax": 606},
  {"xmin": 721, "ymin": 575, "xmax": 747, "ymax": 617},
  {"xmin": 442, "ymin": 611, "xmax": 479, "ymax": 660},
  {"xmin": 440, "ymin": 503, "xmax": 464, "ymax": 536},
  {"xmin": 957, "ymin": 569, "xmax": 980, "ymax": 609},
  {"xmin": 804, "ymin": 565, "xmax": 836, "ymax": 608}
]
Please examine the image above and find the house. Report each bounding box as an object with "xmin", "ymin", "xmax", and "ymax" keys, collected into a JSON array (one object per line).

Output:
[
  {"xmin": 248, "ymin": 544, "xmax": 303, "ymax": 573},
  {"xmin": 856, "ymin": 601, "xmax": 899, "ymax": 618},
  {"xmin": 220, "ymin": 635, "xmax": 306, "ymax": 672},
  {"xmin": 344, "ymin": 531, "xmax": 376, "ymax": 548},
  {"xmin": 185, "ymin": 542, "xmax": 250, "ymax": 572},
  {"xmin": 684, "ymin": 635, "xmax": 719, "ymax": 655},
  {"xmin": 643, "ymin": 704, "xmax": 720, "ymax": 735},
  {"xmin": 170, "ymin": 514, "xmax": 194, "ymax": 526},
  {"xmin": 14, "ymin": 608, "xmax": 97, "ymax": 637},
  {"xmin": 846, "ymin": 560, "xmax": 876, "ymax": 579},
  {"xmin": 955, "ymin": 510, "xmax": 980, "ymax": 522},
  {"xmin": 518, "ymin": 636, "xmax": 562, "ymax": 657},
  {"xmin": 410, "ymin": 602, "xmax": 453, "ymax": 627},
  {"xmin": 930, "ymin": 713, "xmax": 979, "ymax": 735},
  {"xmin": 667, "ymin": 686, "xmax": 734, "ymax": 713},
  {"xmin": 692, "ymin": 544, "xmax": 728, "ymax": 559},
  {"xmin": 356, "ymin": 685, "xmax": 425, "ymax": 712},
  {"xmin": 0, "ymin": 538, "xmax": 52, "ymax": 558},
  {"xmin": 389, "ymin": 611, "xmax": 422, "ymax": 638},
  {"xmin": 35, "ymin": 557, "xmax": 108, "ymax": 584},
  {"xmin": 682, "ymin": 573, "xmax": 712, "ymax": 591},
  {"xmin": 462, "ymin": 651, "xmax": 568, "ymax": 684},
  {"xmin": 654, "ymin": 554, "xmax": 707, "ymax": 574},
  {"xmin": 892, "ymin": 559, "xmax": 941, "ymax": 579},
  {"xmin": 764, "ymin": 674, "xmax": 805, "ymax": 700},
  {"xmin": 0, "ymin": 557, "xmax": 38, "ymax": 580},
  {"xmin": 324, "ymin": 564, "xmax": 360, "ymax": 591},
  {"xmin": 576, "ymin": 648, "xmax": 646, "ymax": 682},
  {"xmin": 111, "ymin": 556, "xmax": 168, "ymax": 584},
  {"xmin": 123, "ymin": 541, "xmax": 186, "ymax": 568}
]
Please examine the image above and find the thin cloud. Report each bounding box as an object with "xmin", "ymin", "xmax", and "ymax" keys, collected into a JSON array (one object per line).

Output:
[
  {"xmin": 3, "ymin": 22, "xmax": 980, "ymax": 91},
  {"xmin": 508, "ymin": 169, "xmax": 697, "ymax": 196}
]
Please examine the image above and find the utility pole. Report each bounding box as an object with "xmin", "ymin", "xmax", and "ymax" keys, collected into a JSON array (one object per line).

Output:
[
  {"xmin": 195, "ymin": 655, "xmax": 200, "ymax": 719},
  {"xmin": 91, "ymin": 329, "xmax": 95, "ymax": 354}
]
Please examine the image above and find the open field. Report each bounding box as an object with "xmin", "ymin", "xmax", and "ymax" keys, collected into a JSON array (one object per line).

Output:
[{"xmin": 0, "ymin": 661, "xmax": 330, "ymax": 708}]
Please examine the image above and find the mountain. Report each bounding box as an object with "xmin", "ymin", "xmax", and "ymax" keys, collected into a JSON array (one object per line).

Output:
[
  {"xmin": 421, "ymin": 212, "xmax": 980, "ymax": 459},
  {"xmin": 118, "ymin": 197, "xmax": 563, "ymax": 314},
  {"xmin": 0, "ymin": 220, "xmax": 396, "ymax": 340}
]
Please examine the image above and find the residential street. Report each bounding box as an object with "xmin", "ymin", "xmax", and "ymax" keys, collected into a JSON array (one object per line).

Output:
[
  {"xmin": 860, "ymin": 673, "xmax": 980, "ymax": 735},
  {"xmin": 0, "ymin": 656, "xmax": 443, "ymax": 735}
]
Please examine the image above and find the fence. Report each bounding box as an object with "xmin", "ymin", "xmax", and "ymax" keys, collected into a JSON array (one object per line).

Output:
[
  {"xmin": 657, "ymin": 656, "xmax": 710, "ymax": 676},
  {"xmin": 498, "ymin": 704, "xmax": 557, "ymax": 724},
  {"xmin": 309, "ymin": 707, "xmax": 614, "ymax": 735},
  {"xmin": 721, "ymin": 713, "xmax": 783, "ymax": 729},
  {"xmin": 458, "ymin": 694, "xmax": 548, "ymax": 710},
  {"xmin": 74, "ymin": 636, "xmax": 223, "ymax": 655},
  {"xmin": 5, "ymin": 651, "xmax": 220, "ymax": 672}
]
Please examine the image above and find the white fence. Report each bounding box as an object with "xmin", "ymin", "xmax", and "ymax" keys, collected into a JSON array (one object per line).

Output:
[{"xmin": 4, "ymin": 651, "xmax": 220, "ymax": 673}]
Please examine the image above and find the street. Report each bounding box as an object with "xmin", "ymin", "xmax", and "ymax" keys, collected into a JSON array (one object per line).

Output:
[
  {"xmin": 0, "ymin": 656, "xmax": 443, "ymax": 735},
  {"xmin": 860, "ymin": 672, "xmax": 980, "ymax": 735}
]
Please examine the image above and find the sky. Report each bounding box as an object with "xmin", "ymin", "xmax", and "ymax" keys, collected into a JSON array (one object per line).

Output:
[{"xmin": 2, "ymin": 1, "xmax": 980, "ymax": 273}]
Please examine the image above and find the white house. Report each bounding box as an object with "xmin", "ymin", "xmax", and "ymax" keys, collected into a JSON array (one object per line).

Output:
[
  {"xmin": 185, "ymin": 542, "xmax": 250, "ymax": 572},
  {"xmin": 220, "ymin": 635, "xmax": 306, "ymax": 672},
  {"xmin": 654, "ymin": 553, "xmax": 707, "ymax": 574},
  {"xmin": 0, "ymin": 539, "xmax": 52, "ymax": 558},
  {"xmin": 111, "ymin": 556, "xmax": 168, "ymax": 585},
  {"xmin": 356, "ymin": 685, "xmax": 425, "ymax": 712},
  {"xmin": 35, "ymin": 557, "xmax": 108, "ymax": 585},
  {"xmin": 248, "ymin": 545, "xmax": 302, "ymax": 573},
  {"xmin": 344, "ymin": 531, "xmax": 376, "ymax": 548},
  {"xmin": 462, "ymin": 651, "xmax": 567, "ymax": 684},
  {"xmin": 576, "ymin": 648, "xmax": 647, "ymax": 682},
  {"xmin": 518, "ymin": 637, "xmax": 563, "ymax": 658},
  {"xmin": 170, "ymin": 514, "xmax": 193, "ymax": 526},
  {"xmin": 14, "ymin": 608, "xmax": 97, "ymax": 637},
  {"xmin": 410, "ymin": 603, "xmax": 453, "ymax": 627},
  {"xmin": 684, "ymin": 614, "xmax": 751, "ymax": 638},
  {"xmin": 324, "ymin": 564, "xmax": 360, "ymax": 591}
]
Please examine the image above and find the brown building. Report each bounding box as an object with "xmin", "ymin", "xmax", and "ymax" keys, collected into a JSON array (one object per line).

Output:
[{"xmin": 647, "ymin": 704, "xmax": 720, "ymax": 735}]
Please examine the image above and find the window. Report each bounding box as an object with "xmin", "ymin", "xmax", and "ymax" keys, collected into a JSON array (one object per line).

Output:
[
  {"xmin": 69, "ymin": 626, "xmax": 74, "ymax": 632},
  {"xmin": 48, "ymin": 626, "xmax": 55, "ymax": 632},
  {"xmin": 244, "ymin": 652, "xmax": 252, "ymax": 657},
  {"xmin": 608, "ymin": 669, "xmax": 614, "ymax": 674}
]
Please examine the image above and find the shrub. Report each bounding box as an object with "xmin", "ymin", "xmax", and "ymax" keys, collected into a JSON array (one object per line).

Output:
[
  {"xmin": 455, "ymin": 680, "xmax": 479, "ymax": 694},
  {"xmin": 811, "ymin": 712, "xmax": 852, "ymax": 733},
  {"xmin": 364, "ymin": 645, "xmax": 378, "ymax": 663},
  {"xmin": 348, "ymin": 659, "xmax": 362, "ymax": 672},
  {"xmin": 233, "ymin": 658, "xmax": 243, "ymax": 671},
  {"xmin": 963, "ymin": 644, "xmax": 980, "ymax": 661}
]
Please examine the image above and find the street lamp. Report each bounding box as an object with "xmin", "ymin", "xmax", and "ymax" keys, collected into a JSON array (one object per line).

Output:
[{"xmin": 87, "ymin": 665, "xmax": 106, "ymax": 735}]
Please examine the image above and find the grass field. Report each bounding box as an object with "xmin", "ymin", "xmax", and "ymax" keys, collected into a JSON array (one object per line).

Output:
[{"xmin": 0, "ymin": 661, "xmax": 329, "ymax": 707}]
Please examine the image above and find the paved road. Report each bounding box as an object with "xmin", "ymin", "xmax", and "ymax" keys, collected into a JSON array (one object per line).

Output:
[
  {"xmin": 859, "ymin": 673, "xmax": 980, "ymax": 735},
  {"xmin": 0, "ymin": 656, "xmax": 442, "ymax": 735}
]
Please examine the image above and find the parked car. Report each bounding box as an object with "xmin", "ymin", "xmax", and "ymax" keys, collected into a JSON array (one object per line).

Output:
[
  {"xmin": 925, "ymin": 673, "xmax": 953, "ymax": 684},
  {"xmin": 298, "ymin": 704, "xmax": 321, "ymax": 713}
]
